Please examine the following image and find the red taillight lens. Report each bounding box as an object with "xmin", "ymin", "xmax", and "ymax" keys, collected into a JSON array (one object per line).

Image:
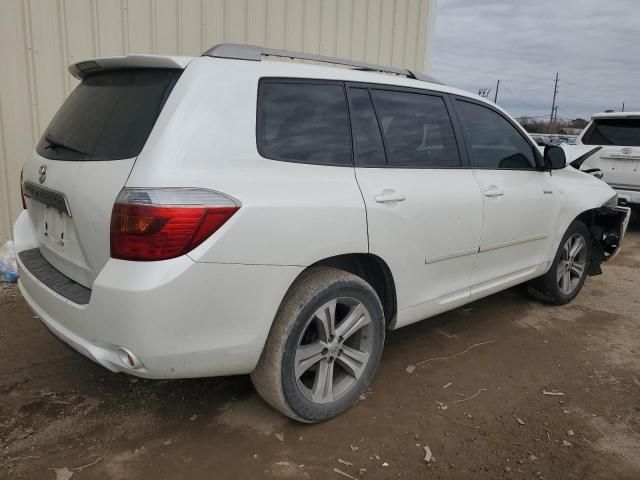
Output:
[
  {"xmin": 110, "ymin": 188, "xmax": 240, "ymax": 261},
  {"xmin": 20, "ymin": 169, "xmax": 26, "ymax": 209}
]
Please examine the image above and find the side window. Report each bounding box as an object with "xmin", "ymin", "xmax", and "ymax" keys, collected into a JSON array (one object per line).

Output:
[
  {"xmin": 348, "ymin": 88, "xmax": 387, "ymax": 167},
  {"xmin": 370, "ymin": 89, "xmax": 461, "ymax": 168},
  {"xmin": 257, "ymin": 81, "xmax": 352, "ymax": 166},
  {"xmin": 455, "ymin": 100, "xmax": 537, "ymax": 169}
]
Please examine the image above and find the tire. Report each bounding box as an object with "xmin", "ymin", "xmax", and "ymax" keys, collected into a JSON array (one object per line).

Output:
[
  {"xmin": 526, "ymin": 220, "xmax": 591, "ymax": 305},
  {"xmin": 251, "ymin": 267, "xmax": 385, "ymax": 423}
]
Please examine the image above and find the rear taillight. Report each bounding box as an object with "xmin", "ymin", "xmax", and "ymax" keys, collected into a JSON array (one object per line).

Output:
[
  {"xmin": 110, "ymin": 188, "xmax": 240, "ymax": 261},
  {"xmin": 20, "ymin": 169, "xmax": 26, "ymax": 209}
]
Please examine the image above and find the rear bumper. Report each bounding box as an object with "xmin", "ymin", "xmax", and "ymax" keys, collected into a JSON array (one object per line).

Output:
[
  {"xmin": 13, "ymin": 210, "xmax": 302, "ymax": 379},
  {"xmin": 610, "ymin": 185, "xmax": 640, "ymax": 206}
]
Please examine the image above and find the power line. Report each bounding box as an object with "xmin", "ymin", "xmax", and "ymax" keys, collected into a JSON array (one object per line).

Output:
[
  {"xmin": 434, "ymin": 62, "xmax": 631, "ymax": 100},
  {"xmin": 557, "ymin": 106, "xmax": 581, "ymax": 119},
  {"xmin": 434, "ymin": 62, "xmax": 633, "ymax": 113},
  {"xmin": 515, "ymin": 115, "xmax": 576, "ymax": 122},
  {"xmin": 559, "ymin": 79, "xmax": 628, "ymax": 102},
  {"xmin": 499, "ymin": 82, "xmax": 548, "ymax": 111},
  {"xmin": 432, "ymin": 62, "xmax": 552, "ymax": 82}
]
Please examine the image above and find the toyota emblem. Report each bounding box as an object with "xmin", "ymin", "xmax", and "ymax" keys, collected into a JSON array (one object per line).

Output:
[
  {"xmin": 38, "ymin": 164, "xmax": 47, "ymax": 184},
  {"xmin": 621, "ymin": 147, "xmax": 632, "ymax": 155}
]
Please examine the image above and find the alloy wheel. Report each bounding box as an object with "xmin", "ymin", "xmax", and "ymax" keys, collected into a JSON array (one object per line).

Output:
[
  {"xmin": 294, "ymin": 297, "xmax": 373, "ymax": 404},
  {"xmin": 557, "ymin": 232, "xmax": 588, "ymax": 295}
]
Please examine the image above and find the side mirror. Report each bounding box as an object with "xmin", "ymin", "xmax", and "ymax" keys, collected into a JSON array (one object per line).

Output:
[{"xmin": 544, "ymin": 145, "xmax": 566, "ymax": 170}]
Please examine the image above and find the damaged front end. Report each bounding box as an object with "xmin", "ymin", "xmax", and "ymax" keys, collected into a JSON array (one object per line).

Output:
[{"xmin": 586, "ymin": 201, "xmax": 632, "ymax": 275}]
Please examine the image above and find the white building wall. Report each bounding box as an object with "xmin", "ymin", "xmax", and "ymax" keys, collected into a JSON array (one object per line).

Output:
[{"xmin": 0, "ymin": 0, "xmax": 436, "ymax": 241}]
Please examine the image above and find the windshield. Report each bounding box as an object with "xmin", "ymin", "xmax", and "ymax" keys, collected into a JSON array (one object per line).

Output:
[
  {"xmin": 582, "ymin": 119, "xmax": 640, "ymax": 147},
  {"xmin": 37, "ymin": 68, "xmax": 182, "ymax": 161}
]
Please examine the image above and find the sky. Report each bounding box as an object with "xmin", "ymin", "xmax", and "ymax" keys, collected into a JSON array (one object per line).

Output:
[{"xmin": 430, "ymin": 0, "xmax": 640, "ymax": 121}]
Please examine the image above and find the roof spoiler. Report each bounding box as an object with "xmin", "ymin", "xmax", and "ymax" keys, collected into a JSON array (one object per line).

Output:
[
  {"xmin": 68, "ymin": 55, "xmax": 192, "ymax": 79},
  {"xmin": 202, "ymin": 43, "xmax": 444, "ymax": 85},
  {"xmin": 591, "ymin": 112, "xmax": 640, "ymax": 120}
]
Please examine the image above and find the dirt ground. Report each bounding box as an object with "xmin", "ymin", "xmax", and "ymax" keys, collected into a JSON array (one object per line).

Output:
[{"xmin": 1, "ymin": 216, "xmax": 639, "ymax": 480}]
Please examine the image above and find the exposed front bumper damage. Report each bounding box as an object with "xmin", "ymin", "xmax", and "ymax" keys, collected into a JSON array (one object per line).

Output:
[{"xmin": 587, "ymin": 205, "xmax": 631, "ymax": 275}]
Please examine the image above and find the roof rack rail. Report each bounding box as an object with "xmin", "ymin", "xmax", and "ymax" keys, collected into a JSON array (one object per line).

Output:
[{"xmin": 202, "ymin": 43, "xmax": 444, "ymax": 85}]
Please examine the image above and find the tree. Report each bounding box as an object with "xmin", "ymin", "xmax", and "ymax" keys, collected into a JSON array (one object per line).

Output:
[{"xmin": 571, "ymin": 118, "xmax": 588, "ymax": 129}]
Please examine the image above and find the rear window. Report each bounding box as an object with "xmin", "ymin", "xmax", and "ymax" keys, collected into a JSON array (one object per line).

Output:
[
  {"xmin": 257, "ymin": 81, "xmax": 352, "ymax": 166},
  {"xmin": 582, "ymin": 119, "xmax": 640, "ymax": 146},
  {"xmin": 37, "ymin": 69, "xmax": 182, "ymax": 161}
]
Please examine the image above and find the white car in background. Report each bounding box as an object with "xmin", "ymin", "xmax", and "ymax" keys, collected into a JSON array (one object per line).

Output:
[
  {"xmin": 14, "ymin": 44, "xmax": 631, "ymax": 422},
  {"xmin": 575, "ymin": 112, "xmax": 640, "ymax": 209}
]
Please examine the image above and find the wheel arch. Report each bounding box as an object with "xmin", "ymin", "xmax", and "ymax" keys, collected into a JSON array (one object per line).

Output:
[{"xmin": 281, "ymin": 253, "xmax": 398, "ymax": 328}]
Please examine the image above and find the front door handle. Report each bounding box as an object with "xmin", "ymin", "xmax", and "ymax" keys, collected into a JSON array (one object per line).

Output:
[
  {"xmin": 483, "ymin": 186, "xmax": 504, "ymax": 197},
  {"xmin": 375, "ymin": 189, "xmax": 406, "ymax": 203}
]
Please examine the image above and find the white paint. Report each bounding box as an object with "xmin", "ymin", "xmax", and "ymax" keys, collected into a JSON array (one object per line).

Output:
[
  {"xmin": 576, "ymin": 114, "xmax": 640, "ymax": 206},
  {"xmin": 0, "ymin": 0, "xmax": 436, "ymax": 241},
  {"xmin": 14, "ymin": 52, "xmax": 625, "ymax": 380}
]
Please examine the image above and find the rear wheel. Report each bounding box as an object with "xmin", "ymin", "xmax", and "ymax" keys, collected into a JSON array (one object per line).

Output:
[
  {"xmin": 527, "ymin": 220, "xmax": 591, "ymax": 305},
  {"xmin": 251, "ymin": 267, "xmax": 385, "ymax": 422}
]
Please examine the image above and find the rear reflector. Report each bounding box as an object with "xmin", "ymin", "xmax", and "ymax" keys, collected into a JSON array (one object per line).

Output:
[{"xmin": 110, "ymin": 188, "xmax": 240, "ymax": 261}]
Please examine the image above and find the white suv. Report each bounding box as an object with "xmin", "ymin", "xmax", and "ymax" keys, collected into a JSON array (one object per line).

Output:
[
  {"xmin": 14, "ymin": 45, "xmax": 630, "ymax": 422},
  {"xmin": 575, "ymin": 112, "xmax": 640, "ymax": 209}
]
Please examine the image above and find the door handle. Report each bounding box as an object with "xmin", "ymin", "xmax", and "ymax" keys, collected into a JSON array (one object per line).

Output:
[
  {"xmin": 375, "ymin": 190, "xmax": 406, "ymax": 203},
  {"xmin": 483, "ymin": 186, "xmax": 504, "ymax": 197}
]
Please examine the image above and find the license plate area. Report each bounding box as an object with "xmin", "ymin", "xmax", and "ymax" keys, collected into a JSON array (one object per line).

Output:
[
  {"xmin": 44, "ymin": 206, "xmax": 68, "ymax": 247},
  {"xmin": 23, "ymin": 181, "xmax": 72, "ymax": 216}
]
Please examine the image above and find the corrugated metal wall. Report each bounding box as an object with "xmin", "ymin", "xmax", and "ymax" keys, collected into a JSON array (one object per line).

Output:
[{"xmin": 0, "ymin": 0, "xmax": 436, "ymax": 241}]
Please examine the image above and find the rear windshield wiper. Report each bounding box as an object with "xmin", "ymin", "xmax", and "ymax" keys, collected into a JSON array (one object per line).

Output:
[{"xmin": 44, "ymin": 134, "xmax": 88, "ymax": 156}]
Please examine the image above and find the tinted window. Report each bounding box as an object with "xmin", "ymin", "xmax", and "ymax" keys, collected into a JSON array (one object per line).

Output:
[
  {"xmin": 582, "ymin": 119, "xmax": 640, "ymax": 146},
  {"xmin": 455, "ymin": 100, "xmax": 537, "ymax": 169},
  {"xmin": 258, "ymin": 82, "xmax": 352, "ymax": 166},
  {"xmin": 370, "ymin": 90, "xmax": 460, "ymax": 168},
  {"xmin": 349, "ymin": 88, "xmax": 386, "ymax": 167},
  {"xmin": 37, "ymin": 69, "xmax": 181, "ymax": 161}
]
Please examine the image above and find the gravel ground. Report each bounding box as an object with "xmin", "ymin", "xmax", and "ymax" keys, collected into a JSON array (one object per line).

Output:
[{"xmin": 1, "ymin": 215, "xmax": 639, "ymax": 480}]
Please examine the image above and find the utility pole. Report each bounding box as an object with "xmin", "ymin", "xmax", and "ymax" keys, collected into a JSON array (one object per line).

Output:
[
  {"xmin": 622, "ymin": 102, "xmax": 625, "ymax": 112},
  {"xmin": 549, "ymin": 72, "xmax": 559, "ymax": 134},
  {"xmin": 494, "ymin": 79, "xmax": 500, "ymax": 103}
]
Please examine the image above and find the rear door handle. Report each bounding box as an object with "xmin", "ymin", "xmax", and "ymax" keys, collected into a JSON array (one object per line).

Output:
[
  {"xmin": 375, "ymin": 190, "xmax": 406, "ymax": 203},
  {"xmin": 483, "ymin": 186, "xmax": 504, "ymax": 197}
]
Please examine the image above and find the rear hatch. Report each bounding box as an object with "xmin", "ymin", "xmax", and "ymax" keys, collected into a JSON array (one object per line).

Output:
[
  {"xmin": 580, "ymin": 117, "xmax": 640, "ymax": 189},
  {"xmin": 22, "ymin": 57, "xmax": 187, "ymax": 288}
]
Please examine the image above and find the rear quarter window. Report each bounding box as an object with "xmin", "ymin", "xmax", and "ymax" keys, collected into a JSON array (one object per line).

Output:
[
  {"xmin": 37, "ymin": 69, "xmax": 182, "ymax": 161},
  {"xmin": 257, "ymin": 80, "xmax": 353, "ymax": 166}
]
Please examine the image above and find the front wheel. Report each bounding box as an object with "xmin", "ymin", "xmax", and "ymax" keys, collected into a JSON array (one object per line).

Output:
[
  {"xmin": 251, "ymin": 267, "xmax": 385, "ymax": 422},
  {"xmin": 527, "ymin": 220, "xmax": 591, "ymax": 305}
]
